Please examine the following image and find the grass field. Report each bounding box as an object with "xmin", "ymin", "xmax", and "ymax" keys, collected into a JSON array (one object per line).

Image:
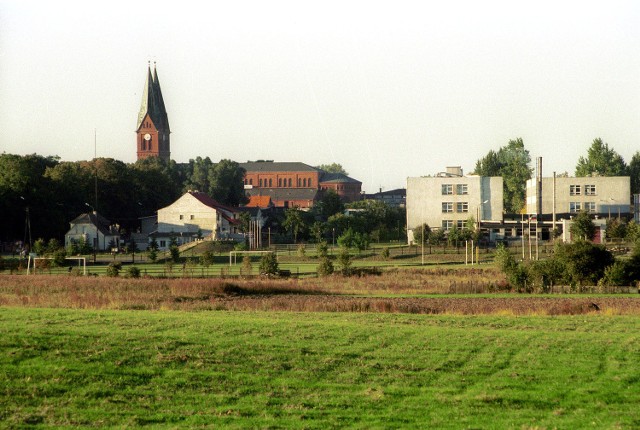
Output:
[{"xmin": 2, "ymin": 308, "xmax": 640, "ymax": 428}]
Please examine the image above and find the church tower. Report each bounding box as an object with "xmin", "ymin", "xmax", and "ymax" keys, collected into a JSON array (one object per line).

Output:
[{"xmin": 136, "ymin": 62, "xmax": 170, "ymax": 161}]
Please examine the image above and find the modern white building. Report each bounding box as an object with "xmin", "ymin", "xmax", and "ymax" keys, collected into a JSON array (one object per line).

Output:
[
  {"xmin": 152, "ymin": 191, "xmax": 242, "ymax": 249},
  {"xmin": 406, "ymin": 167, "xmax": 503, "ymax": 243},
  {"xmin": 525, "ymin": 176, "xmax": 630, "ymax": 218}
]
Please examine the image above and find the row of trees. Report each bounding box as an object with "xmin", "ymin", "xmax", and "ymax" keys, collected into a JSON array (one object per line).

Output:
[
  {"xmin": 472, "ymin": 137, "xmax": 640, "ymax": 214},
  {"xmin": 0, "ymin": 154, "xmax": 246, "ymax": 242}
]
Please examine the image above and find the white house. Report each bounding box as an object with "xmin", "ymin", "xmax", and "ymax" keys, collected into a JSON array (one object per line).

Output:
[
  {"xmin": 65, "ymin": 212, "xmax": 120, "ymax": 252},
  {"xmin": 151, "ymin": 191, "xmax": 242, "ymax": 249},
  {"xmin": 406, "ymin": 167, "xmax": 503, "ymax": 244}
]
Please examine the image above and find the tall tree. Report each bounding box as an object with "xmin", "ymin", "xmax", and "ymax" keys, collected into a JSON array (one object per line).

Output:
[
  {"xmin": 472, "ymin": 138, "xmax": 532, "ymax": 213},
  {"xmin": 282, "ymin": 207, "xmax": 305, "ymax": 243},
  {"xmin": 207, "ymin": 159, "xmax": 247, "ymax": 206},
  {"xmin": 575, "ymin": 138, "xmax": 627, "ymax": 177},
  {"xmin": 627, "ymin": 151, "xmax": 640, "ymax": 195},
  {"xmin": 316, "ymin": 163, "xmax": 348, "ymax": 175}
]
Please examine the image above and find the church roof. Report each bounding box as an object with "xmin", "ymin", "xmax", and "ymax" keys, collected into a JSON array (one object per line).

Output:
[
  {"xmin": 136, "ymin": 63, "xmax": 170, "ymax": 132},
  {"xmin": 240, "ymin": 161, "xmax": 318, "ymax": 173},
  {"xmin": 319, "ymin": 172, "xmax": 362, "ymax": 184}
]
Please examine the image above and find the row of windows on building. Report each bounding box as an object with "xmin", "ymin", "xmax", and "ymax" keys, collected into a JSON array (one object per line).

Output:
[
  {"xmin": 569, "ymin": 185, "xmax": 597, "ymax": 196},
  {"xmin": 244, "ymin": 177, "xmax": 315, "ymax": 188},
  {"xmin": 441, "ymin": 220, "xmax": 468, "ymax": 230},
  {"xmin": 441, "ymin": 184, "xmax": 468, "ymax": 195},
  {"xmin": 443, "ymin": 201, "xmax": 599, "ymax": 214},
  {"xmin": 442, "ymin": 202, "xmax": 469, "ymax": 213}
]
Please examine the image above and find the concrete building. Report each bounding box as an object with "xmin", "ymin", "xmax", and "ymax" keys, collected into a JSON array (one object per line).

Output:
[
  {"xmin": 406, "ymin": 167, "xmax": 503, "ymax": 243},
  {"xmin": 525, "ymin": 176, "xmax": 630, "ymax": 219}
]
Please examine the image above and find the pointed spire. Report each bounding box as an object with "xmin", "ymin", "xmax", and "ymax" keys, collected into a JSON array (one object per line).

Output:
[
  {"xmin": 152, "ymin": 63, "xmax": 170, "ymax": 132},
  {"xmin": 136, "ymin": 62, "xmax": 156, "ymax": 130}
]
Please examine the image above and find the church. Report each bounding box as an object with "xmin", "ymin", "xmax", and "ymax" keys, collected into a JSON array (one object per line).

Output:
[{"xmin": 136, "ymin": 62, "xmax": 170, "ymax": 161}]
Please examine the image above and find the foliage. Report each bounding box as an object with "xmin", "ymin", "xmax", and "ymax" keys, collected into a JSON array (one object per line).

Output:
[
  {"xmin": 575, "ymin": 138, "xmax": 627, "ymax": 177},
  {"xmin": 208, "ymin": 159, "xmax": 247, "ymax": 206},
  {"xmin": 553, "ymin": 240, "xmax": 614, "ymax": 286},
  {"xmin": 381, "ymin": 247, "xmax": 390, "ymax": 259},
  {"xmin": 599, "ymin": 261, "xmax": 628, "ymax": 287},
  {"xmin": 282, "ymin": 207, "xmax": 305, "ymax": 243},
  {"xmin": 628, "ymin": 151, "xmax": 640, "ymax": 195},
  {"xmin": 200, "ymin": 250, "xmax": 215, "ymax": 267},
  {"xmin": 241, "ymin": 256, "xmax": 252, "ymax": 276},
  {"xmin": 315, "ymin": 162, "xmax": 348, "ymax": 175},
  {"xmin": 296, "ymin": 244, "xmax": 306, "ymax": 258},
  {"xmin": 259, "ymin": 252, "xmax": 279, "ymax": 276},
  {"xmin": 626, "ymin": 221, "xmax": 640, "ymax": 242},
  {"xmin": 315, "ymin": 189, "xmax": 344, "ymax": 220},
  {"xmin": 472, "ymin": 138, "xmax": 532, "ymax": 213},
  {"xmin": 605, "ymin": 218, "xmax": 627, "ymax": 240},
  {"xmin": 238, "ymin": 211, "xmax": 252, "ymax": 235},
  {"xmin": 337, "ymin": 247, "xmax": 352, "ymax": 276},
  {"xmin": 169, "ymin": 237, "xmax": 180, "ymax": 263},
  {"xmin": 33, "ymin": 238, "xmax": 46, "ymax": 255},
  {"xmin": 106, "ymin": 262, "xmax": 122, "ymax": 277},
  {"xmin": 51, "ymin": 249, "xmax": 67, "ymax": 267},
  {"xmin": 411, "ymin": 223, "xmax": 431, "ymax": 245},
  {"xmin": 337, "ymin": 228, "xmax": 355, "ymax": 249},
  {"xmin": 147, "ymin": 238, "xmax": 159, "ymax": 262},
  {"xmin": 570, "ymin": 211, "xmax": 596, "ymax": 241},
  {"xmin": 311, "ymin": 222, "xmax": 325, "ymax": 243},
  {"xmin": 126, "ymin": 266, "xmax": 141, "ymax": 278},
  {"xmin": 316, "ymin": 241, "xmax": 329, "ymax": 258},
  {"xmin": 316, "ymin": 256, "xmax": 334, "ymax": 277}
]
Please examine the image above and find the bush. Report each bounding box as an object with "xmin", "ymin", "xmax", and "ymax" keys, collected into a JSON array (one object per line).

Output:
[
  {"xmin": 126, "ymin": 266, "xmax": 141, "ymax": 278},
  {"xmin": 106, "ymin": 262, "xmax": 122, "ymax": 277},
  {"xmin": 241, "ymin": 255, "xmax": 252, "ymax": 276},
  {"xmin": 259, "ymin": 252, "xmax": 279, "ymax": 276},
  {"xmin": 317, "ymin": 257, "xmax": 334, "ymax": 277},
  {"xmin": 599, "ymin": 261, "xmax": 628, "ymax": 287},
  {"xmin": 52, "ymin": 249, "xmax": 67, "ymax": 267},
  {"xmin": 200, "ymin": 250, "xmax": 215, "ymax": 267},
  {"xmin": 338, "ymin": 247, "xmax": 352, "ymax": 276},
  {"xmin": 381, "ymin": 247, "xmax": 390, "ymax": 259}
]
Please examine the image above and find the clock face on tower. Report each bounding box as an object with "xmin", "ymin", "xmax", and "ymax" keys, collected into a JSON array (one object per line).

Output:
[{"xmin": 144, "ymin": 133, "xmax": 151, "ymax": 141}]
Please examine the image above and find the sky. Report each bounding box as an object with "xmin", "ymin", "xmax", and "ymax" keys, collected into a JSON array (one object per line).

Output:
[{"xmin": 1, "ymin": 1, "xmax": 639, "ymax": 193}]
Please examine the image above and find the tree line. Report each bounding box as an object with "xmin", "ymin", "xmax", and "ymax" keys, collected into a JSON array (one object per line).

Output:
[{"xmin": 0, "ymin": 154, "xmax": 245, "ymax": 242}]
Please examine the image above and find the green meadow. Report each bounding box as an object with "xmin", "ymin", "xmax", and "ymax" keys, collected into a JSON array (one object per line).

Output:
[{"xmin": 2, "ymin": 308, "xmax": 639, "ymax": 428}]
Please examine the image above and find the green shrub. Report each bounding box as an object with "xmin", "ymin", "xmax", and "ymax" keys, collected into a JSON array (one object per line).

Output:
[
  {"xmin": 126, "ymin": 266, "xmax": 141, "ymax": 278},
  {"xmin": 338, "ymin": 247, "xmax": 352, "ymax": 276},
  {"xmin": 381, "ymin": 247, "xmax": 390, "ymax": 259},
  {"xmin": 317, "ymin": 257, "xmax": 334, "ymax": 277},
  {"xmin": 106, "ymin": 262, "xmax": 122, "ymax": 277},
  {"xmin": 259, "ymin": 252, "xmax": 278, "ymax": 276}
]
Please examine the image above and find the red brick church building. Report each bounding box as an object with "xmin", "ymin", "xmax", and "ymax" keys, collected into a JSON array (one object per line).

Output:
[
  {"xmin": 136, "ymin": 62, "xmax": 170, "ymax": 161},
  {"xmin": 240, "ymin": 161, "xmax": 362, "ymax": 208}
]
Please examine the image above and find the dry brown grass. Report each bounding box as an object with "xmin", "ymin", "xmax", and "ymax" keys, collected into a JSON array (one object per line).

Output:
[{"xmin": 1, "ymin": 274, "xmax": 640, "ymax": 315}]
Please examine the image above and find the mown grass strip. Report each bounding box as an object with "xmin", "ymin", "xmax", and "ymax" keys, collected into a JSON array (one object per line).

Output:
[{"xmin": 1, "ymin": 308, "xmax": 639, "ymax": 428}]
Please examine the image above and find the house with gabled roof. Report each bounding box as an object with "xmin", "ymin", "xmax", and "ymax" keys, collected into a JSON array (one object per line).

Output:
[
  {"xmin": 65, "ymin": 212, "xmax": 121, "ymax": 252},
  {"xmin": 151, "ymin": 191, "xmax": 242, "ymax": 249}
]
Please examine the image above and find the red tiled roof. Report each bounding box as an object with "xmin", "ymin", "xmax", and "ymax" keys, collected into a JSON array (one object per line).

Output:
[
  {"xmin": 188, "ymin": 191, "xmax": 236, "ymax": 213},
  {"xmin": 245, "ymin": 195, "xmax": 272, "ymax": 208}
]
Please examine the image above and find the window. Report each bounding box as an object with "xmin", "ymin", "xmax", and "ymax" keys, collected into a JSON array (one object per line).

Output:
[
  {"xmin": 179, "ymin": 215, "xmax": 184, "ymax": 220},
  {"xmin": 456, "ymin": 184, "xmax": 468, "ymax": 195},
  {"xmin": 303, "ymin": 178, "xmax": 307, "ymax": 187},
  {"xmin": 288, "ymin": 178, "xmax": 292, "ymax": 187},
  {"xmin": 442, "ymin": 202, "xmax": 453, "ymax": 213},
  {"xmin": 585, "ymin": 185, "xmax": 596, "ymax": 196},
  {"xmin": 456, "ymin": 220, "xmax": 466, "ymax": 229},
  {"xmin": 570, "ymin": 185, "xmax": 581, "ymax": 196},
  {"xmin": 297, "ymin": 178, "xmax": 301, "ymax": 187},
  {"xmin": 456, "ymin": 202, "xmax": 468, "ymax": 213},
  {"xmin": 249, "ymin": 179, "xmax": 253, "ymax": 185},
  {"xmin": 190, "ymin": 215, "xmax": 195, "ymax": 220},
  {"xmin": 259, "ymin": 179, "xmax": 263, "ymax": 187},
  {"xmin": 585, "ymin": 202, "xmax": 596, "ymax": 213},
  {"xmin": 278, "ymin": 178, "xmax": 282, "ymax": 187},
  {"xmin": 269, "ymin": 179, "xmax": 272, "ymax": 187},
  {"xmin": 442, "ymin": 184, "xmax": 453, "ymax": 195},
  {"xmin": 442, "ymin": 220, "xmax": 453, "ymax": 230},
  {"xmin": 159, "ymin": 240, "xmax": 166, "ymax": 248},
  {"xmin": 570, "ymin": 202, "xmax": 582, "ymax": 213}
]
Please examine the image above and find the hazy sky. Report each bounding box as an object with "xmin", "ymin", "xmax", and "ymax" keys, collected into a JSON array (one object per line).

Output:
[{"xmin": 1, "ymin": 1, "xmax": 639, "ymax": 193}]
